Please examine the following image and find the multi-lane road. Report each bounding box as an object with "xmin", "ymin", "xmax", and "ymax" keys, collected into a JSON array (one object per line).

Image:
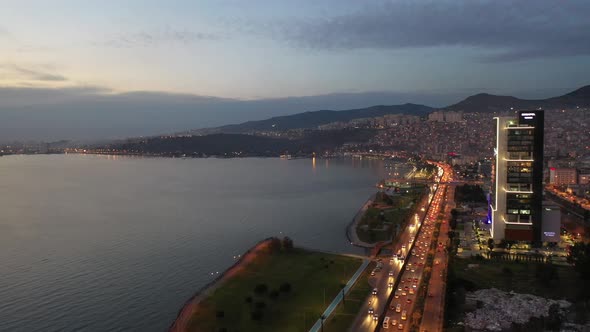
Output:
[
  {"xmin": 420, "ymin": 165, "xmax": 454, "ymax": 332},
  {"xmin": 348, "ymin": 194, "xmax": 431, "ymax": 331},
  {"xmin": 381, "ymin": 170, "xmax": 448, "ymax": 331},
  {"xmin": 349, "ymin": 163, "xmax": 448, "ymax": 332}
]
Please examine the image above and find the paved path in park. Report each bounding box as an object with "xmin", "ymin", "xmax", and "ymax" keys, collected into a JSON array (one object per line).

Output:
[{"xmin": 309, "ymin": 258, "xmax": 370, "ymax": 332}]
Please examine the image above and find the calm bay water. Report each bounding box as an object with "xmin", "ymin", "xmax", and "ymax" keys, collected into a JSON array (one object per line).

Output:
[{"xmin": 0, "ymin": 154, "xmax": 402, "ymax": 332}]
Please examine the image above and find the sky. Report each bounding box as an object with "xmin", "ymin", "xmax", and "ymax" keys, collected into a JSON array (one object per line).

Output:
[{"xmin": 1, "ymin": 0, "xmax": 589, "ymax": 141}]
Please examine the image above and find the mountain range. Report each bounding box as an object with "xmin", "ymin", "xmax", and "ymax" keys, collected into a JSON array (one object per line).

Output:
[{"xmin": 203, "ymin": 85, "xmax": 590, "ymax": 134}]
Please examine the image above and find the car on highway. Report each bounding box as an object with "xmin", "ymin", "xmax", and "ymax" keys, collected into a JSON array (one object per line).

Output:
[
  {"xmin": 406, "ymin": 298, "xmax": 412, "ymax": 304},
  {"xmin": 398, "ymin": 323, "xmax": 403, "ymax": 330},
  {"xmin": 383, "ymin": 316, "xmax": 390, "ymax": 329},
  {"xmin": 395, "ymin": 303, "xmax": 401, "ymax": 312},
  {"xmin": 371, "ymin": 270, "xmax": 376, "ymax": 276},
  {"xmin": 401, "ymin": 310, "xmax": 407, "ymax": 320},
  {"xmin": 368, "ymin": 307, "xmax": 374, "ymax": 314},
  {"xmin": 373, "ymin": 314, "xmax": 379, "ymax": 321},
  {"xmin": 389, "ymin": 271, "xmax": 394, "ymax": 277},
  {"xmin": 409, "ymin": 288, "xmax": 415, "ymax": 295},
  {"xmin": 388, "ymin": 281, "xmax": 394, "ymax": 288},
  {"xmin": 394, "ymin": 292, "xmax": 400, "ymax": 299}
]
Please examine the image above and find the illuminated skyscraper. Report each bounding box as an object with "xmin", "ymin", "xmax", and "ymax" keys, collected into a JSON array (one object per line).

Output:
[{"xmin": 491, "ymin": 110, "xmax": 544, "ymax": 244}]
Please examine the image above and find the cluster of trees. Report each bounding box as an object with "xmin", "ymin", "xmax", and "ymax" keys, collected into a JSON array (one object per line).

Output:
[
  {"xmin": 567, "ymin": 242, "xmax": 590, "ymax": 280},
  {"xmin": 245, "ymin": 281, "xmax": 293, "ymax": 321},
  {"xmin": 454, "ymin": 184, "xmax": 487, "ymax": 203},
  {"xmin": 375, "ymin": 191, "xmax": 394, "ymax": 205},
  {"xmin": 268, "ymin": 236, "xmax": 294, "ymax": 253}
]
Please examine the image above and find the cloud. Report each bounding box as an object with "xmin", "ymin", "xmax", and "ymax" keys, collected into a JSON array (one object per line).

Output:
[
  {"xmin": 0, "ymin": 64, "xmax": 67, "ymax": 82},
  {"xmin": 258, "ymin": 0, "xmax": 590, "ymax": 61},
  {"xmin": 101, "ymin": 26, "xmax": 220, "ymax": 48}
]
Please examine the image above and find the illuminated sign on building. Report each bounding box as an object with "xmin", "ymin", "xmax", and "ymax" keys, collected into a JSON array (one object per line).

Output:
[{"xmin": 520, "ymin": 112, "xmax": 536, "ymax": 120}]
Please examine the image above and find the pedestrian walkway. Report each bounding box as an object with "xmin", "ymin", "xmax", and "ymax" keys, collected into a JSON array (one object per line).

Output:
[
  {"xmin": 309, "ymin": 259, "xmax": 370, "ymax": 332},
  {"xmin": 347, "ymin": 195, "xmax": 376, "ymax": 248}
]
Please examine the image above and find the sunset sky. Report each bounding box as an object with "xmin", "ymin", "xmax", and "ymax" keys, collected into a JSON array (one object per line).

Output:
[{"xmin": 1, "ymin": 0, "xmax": 589, "ymax": 140}]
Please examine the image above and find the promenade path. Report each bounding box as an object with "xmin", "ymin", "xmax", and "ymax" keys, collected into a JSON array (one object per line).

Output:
[
  {"xmin": 347, "ymin": 195, "xmax": 376, "ymax": 248},
  {"xmin": 309, "ymin": 259, "xmax": 370, "ymax": 332}
]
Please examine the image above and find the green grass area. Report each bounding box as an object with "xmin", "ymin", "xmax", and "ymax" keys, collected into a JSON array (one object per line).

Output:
[
  {"xmin": 356, "ymin": 229, "xmax": 391, "ymax": 243},
  {"xmin": 356, "ymin": 190, "xmax": 423, "ymax": 244},
  {"xmin": 187, "ymin": 248, "xmax": 362, "ymax": 332},
  {"xmin": 323, "ymin": 262, "xmax": 375, "ymax": 332}
]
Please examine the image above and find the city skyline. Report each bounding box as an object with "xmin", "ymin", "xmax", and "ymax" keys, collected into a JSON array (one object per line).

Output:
[{"xmin": 2, "ymin": 1, "xmax": 590, "ymax": 141}]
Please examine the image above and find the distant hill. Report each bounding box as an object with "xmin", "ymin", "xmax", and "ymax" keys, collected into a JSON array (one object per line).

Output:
[
  {"xmin": 206, "ymin": 103, "xmax": 433, "ymax": 134},
  {"xmin": 200, "ymin": 85, "xmax": 590, "ymax": 133},
  {"xmin": 106, "ymin": 129, "xmax": 378, "ymax": 157},
  {"xmin": 445, "ymin": 85, "xmax": 590, "ymax": 112}
]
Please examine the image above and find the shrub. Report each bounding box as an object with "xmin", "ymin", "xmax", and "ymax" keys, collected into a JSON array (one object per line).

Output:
[
  {"xmin": 216, "ymin": 310, "xmax": 225, "ymax": 318},
  {"xmin": 269, "ymin": 237, "xmax": 282, "ymax": 253},
  {"xmin": 282, "ymin": 236, "xmax": 294, "ymax": 250},
  {"xmin": 251, "ymin": 310, "xmax": 263, "ymax": 321},
  {"xmin": 255, "ymin": 301, "xmax": 266, "ymax": 309},
  {"xmin": 245, "ymin": 296, "xmax": 253, "ymax": 303},
  {"xmin": 269, "ymin": 290, "xmax": 279, "ymax": 300},
  {"xmin": 279, "ymin": 282, "xmax": 292, "ymax": 293},
  {"xmin": 254, "ymin": 283, "xmax": 268, "ymax": 294}
]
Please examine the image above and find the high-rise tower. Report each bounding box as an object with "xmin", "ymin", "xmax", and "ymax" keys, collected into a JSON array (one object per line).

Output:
[{"xmin": 491, "ymin": 110, "xmax": 544, "ymax": 244}]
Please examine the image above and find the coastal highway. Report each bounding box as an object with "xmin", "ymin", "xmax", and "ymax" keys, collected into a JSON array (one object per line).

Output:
[
  {"xmin": 420, "ymin": 181, "xmax": 453, "ymax": 332},
  {"xmin": 382, "ymin": 183, "xmax": 446, "ymax": 331},
  {"xmin": 349, "ymin": 180, "xmax": 437, "ymax": 332},
  {"xmin": 379, "ymin": 163, "xmax": 450, "ymax": 331}
]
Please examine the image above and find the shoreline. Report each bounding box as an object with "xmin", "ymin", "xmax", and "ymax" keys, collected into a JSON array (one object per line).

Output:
[
  {"xmin": 346, "ymin": 194, "xmax": 376, "ymax": 248},
  {"xmin": 167, "ymin": 237, "xmax": 273, "ymax": 332}
]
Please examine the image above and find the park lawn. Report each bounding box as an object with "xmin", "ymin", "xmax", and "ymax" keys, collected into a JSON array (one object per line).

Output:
[
  {"xmin": 451, "ymin": 257, "xmax": 580, "ymax": 300},
  {"xmin": 187, "ymin": 248, "xmax": 362, "ymax": 332},
  {"xmin": 357, "ymin": 229, "xmax": 391, "ymax": 243},
  {"xmin": 323, "ymin": 262, "xmax": 375, "ymax": 332},
  {"xmin": 384, "ymin": 208, "xmax": 407, "ymax": 224}
]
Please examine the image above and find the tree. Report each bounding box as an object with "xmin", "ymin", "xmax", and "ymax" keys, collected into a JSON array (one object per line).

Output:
[
  {"xmin": 269, "ymin": 237, "xmax": 282, "ymax": 253},
  {"xmin": 568, "ymin": 242, "xmax": 590, "ymax": 280},
  {"xmin": 251, "ymin": 310, "xmax": 263, "ymax": 321},
  {"xmin": 487, "ymin": 238, "xmax": 495, "ymax": 251},
  {"xmin": 279, "ymin": 282, "xmax": 292, "ymax": 293},
  {"xmin": 254, "ymin": 283, "xmax": 268, "ymax": 295},
  {"xmin": 282, "ymin": 236, "xmax": 294, "ymax": 250}
]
